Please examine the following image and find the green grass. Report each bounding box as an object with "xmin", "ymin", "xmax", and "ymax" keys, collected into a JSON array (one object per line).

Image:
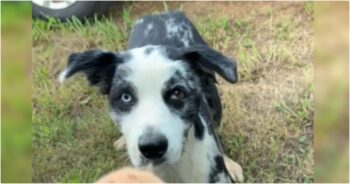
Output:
[
  {"xmin": 32, "ymin": 2, "xmax": 314, "ymax": 182},
  {"xmin": 2, "ymin": 2, "xmax": 32, "ymax": 182},
  {"xmin": 304, "ymin": 1, "xmax": 314, "ymax": 15},
  {"xmin": 32, "ymin": 6, "xmax": 134, "ymax": 182}
]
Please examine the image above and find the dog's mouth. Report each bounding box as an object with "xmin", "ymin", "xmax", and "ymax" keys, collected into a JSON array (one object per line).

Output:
[{"xmin": 140, "ymin": 156, "xmax": 166, "ymax": 167}]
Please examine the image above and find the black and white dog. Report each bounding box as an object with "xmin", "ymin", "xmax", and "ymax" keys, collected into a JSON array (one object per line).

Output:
[{"xmin": 59, "ymin": 11, "xmax": 243, "ymax": 183}]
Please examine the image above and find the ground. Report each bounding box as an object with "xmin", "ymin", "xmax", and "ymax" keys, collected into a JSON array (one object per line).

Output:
[{"xmin": 32, "ymin": 2, "xmax": 314, "ymax": 182}]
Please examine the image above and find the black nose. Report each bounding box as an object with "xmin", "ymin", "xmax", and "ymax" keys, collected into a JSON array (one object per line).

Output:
[{"xmin": 138, "ymin": 133, "xmax": 168, "ymax": 160}]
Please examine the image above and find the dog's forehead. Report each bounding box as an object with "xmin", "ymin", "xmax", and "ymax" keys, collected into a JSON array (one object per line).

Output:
[{"xmin": 118, "ymin": 46, "xmax": 188, "ymax": 88}]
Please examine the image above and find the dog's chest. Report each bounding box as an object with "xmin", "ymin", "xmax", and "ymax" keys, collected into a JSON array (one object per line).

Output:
[{"xmin": 154, "ymin": 126, "xmax": 220, "ymax": 182}]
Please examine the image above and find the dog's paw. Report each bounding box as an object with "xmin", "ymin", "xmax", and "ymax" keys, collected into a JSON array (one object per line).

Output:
[
  {"xmin": 113, "ymin": 136, "xmax": 126, "ymax": 151},
  {"xmin": 224, "ymin": 155, "xmax": 244, "ymax": 183},
  {"xmin": 96, "ymin": 167, "xmax": 164, "ymax": 183}
]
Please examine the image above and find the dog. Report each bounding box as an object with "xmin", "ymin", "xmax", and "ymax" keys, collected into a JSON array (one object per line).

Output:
[{"xmin": 59, "ymin": 11, "xmax": 243, "ymax": 183}]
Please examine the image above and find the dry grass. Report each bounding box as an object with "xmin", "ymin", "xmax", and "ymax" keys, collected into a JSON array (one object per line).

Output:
[{"xmin": 32, "ymin": 2, "xmax": 314, "ymax": 182}]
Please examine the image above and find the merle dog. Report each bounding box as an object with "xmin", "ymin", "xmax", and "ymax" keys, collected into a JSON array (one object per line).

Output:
[{"xmin": 59, "ymin": 11, "xmax": 243, "ymax": 183}]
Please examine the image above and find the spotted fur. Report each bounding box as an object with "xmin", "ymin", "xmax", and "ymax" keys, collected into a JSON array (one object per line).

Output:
[{"xmin": 59, "ymin": 11, "xmax": 239, "ymax": 183}]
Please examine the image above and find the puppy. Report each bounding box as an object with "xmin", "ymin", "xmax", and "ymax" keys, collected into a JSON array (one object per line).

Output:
[{"xmin": 59, "ymin": 11, "xmax": 242, "ymax": 183}]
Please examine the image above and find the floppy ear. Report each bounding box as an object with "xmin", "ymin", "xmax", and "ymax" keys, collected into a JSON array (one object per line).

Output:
[
  {"xmin": 181, "ymin": 45, "xmax": 237, "ymax": 83},
  {"xmin": 58, "ymin": 50, "xmax": 122, "ymax": 94}
]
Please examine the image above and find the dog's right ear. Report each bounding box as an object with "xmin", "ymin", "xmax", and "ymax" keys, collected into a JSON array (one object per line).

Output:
[
  {"xmin": 58, "ymin": 50, "xmax": 122, "ymax": 95},
  {"xmin": 180, "ymin": 45, "xmax": 237, "ymax": 83}
]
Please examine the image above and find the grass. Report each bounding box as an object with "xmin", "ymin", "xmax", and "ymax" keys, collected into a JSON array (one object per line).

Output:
[{"xmin": 32, "ymin": 2, "xmax": 314, "ymax": 183}]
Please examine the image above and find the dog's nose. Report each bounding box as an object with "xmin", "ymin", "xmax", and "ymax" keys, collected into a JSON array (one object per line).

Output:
[{"xmin": 138, "ymin": 134, "xmax": 168, "ymax": 160}]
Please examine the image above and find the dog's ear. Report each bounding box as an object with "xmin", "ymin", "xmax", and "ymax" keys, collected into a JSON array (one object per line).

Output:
[
  {"xmin": 180, "ymin": 45, "xmax": 237, "ymax": 83},
  {"xmin": 58, "ymin": 50, "xmax": 122, "ymax": 95}
]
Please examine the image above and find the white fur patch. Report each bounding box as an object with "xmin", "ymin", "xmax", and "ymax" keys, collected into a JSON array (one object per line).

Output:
[
  {"xmin": 135, "ymin": 18, "xmax": 144, "ymax": 25},
  {"xmin": 165, "ymin": 19, "xmax": 194, "ymax": 47},
  {"xmin": 58, "ymin": 69, "xmax": 69, "ymax": 83},
  {"xmin": 154, "ymin": 114, "xmax": 224, "ymax": 182},
  {"xmin": 147, "ymin": 23, "xmax": 153, "ymax": 30},
  {"xmin": 111, "ymin": 46, "xmax": 189, "ymax": 167},
  {"xmin": 144, "ymin": 23, "xmax": 154, "ymax": 36},
  {"xmin": 165, "ymin": 18, "xmax": 179, "ymax": 38}
]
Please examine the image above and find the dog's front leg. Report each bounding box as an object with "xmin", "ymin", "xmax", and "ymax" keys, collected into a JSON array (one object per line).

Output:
[
  {"xmin": 224, "ymin": 154, "xmax": 244, "ymax": 182},
  {"xmin": 113, "ymin": 136, "xmax": 126, "ymax": 151}
]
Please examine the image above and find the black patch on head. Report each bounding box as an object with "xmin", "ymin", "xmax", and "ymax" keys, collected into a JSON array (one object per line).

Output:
[
  {"xmin": 62, "ymin": 50, "xmax": 122, "ymax": 95},
  {"xmin": 172, "ymin": 46, "xmax": 234, "ymax": 130},
  {"xmin": 162, "ymin": 68, "xmax": 206, "ymax": 140},
  {"xmin": 163, "ymin": 70, "xmax": 199, "ymax": 116},
  {"xmin": 164, "ymin": 46, "xmax": 227, "ymax": 129}
]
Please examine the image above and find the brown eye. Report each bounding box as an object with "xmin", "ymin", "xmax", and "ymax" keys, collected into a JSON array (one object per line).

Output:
[{"xmin": 170, "ymin": 89, "xmax": 185, "ymax": 100}]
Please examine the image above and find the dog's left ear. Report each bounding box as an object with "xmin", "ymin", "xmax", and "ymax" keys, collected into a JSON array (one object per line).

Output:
[
  {"xmin": 58, "ymin": 50, "xmax": 122, "ymax": 94},
  {"xmin": 180, "ymin": 45, "xmax": 237, "ymax": 83}
]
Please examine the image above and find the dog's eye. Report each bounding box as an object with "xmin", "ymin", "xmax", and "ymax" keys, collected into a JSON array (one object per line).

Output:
[
  {"xmin": 121, "ymin": 93, "xmax": 132, "ymax": 103},
  {"xmin": 170, "ymin": 88, "xmax": 185, "ymax": 101}
]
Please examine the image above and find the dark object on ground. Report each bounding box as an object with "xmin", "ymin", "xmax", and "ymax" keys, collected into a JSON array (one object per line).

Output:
[{"xmin": 32, "ymin": 1, "xmax": 115, "ymax": 21}]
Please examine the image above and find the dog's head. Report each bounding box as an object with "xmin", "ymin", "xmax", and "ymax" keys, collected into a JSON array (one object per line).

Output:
[{"xmin": 59, "ymin": 45, "xmax": 237, "ymax": 167}]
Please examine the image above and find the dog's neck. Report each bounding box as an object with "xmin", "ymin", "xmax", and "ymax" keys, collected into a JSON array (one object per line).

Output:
[{"xmin": 154, "ymin": 98, "xmax": 233, "ymax": 183}]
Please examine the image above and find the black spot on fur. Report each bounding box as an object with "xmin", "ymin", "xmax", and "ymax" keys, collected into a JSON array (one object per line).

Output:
[
  {"xmin": 201, "ymin": 77, "xmax": 222, "ymax": 128},
  {"xmin": 209, "ymin": 155, "xmax": 226, "ymax": 183},
  {"xmin": 144, "ymin": 46, "xmax": 154, "ymax": 55},
  {"xmin": 162, "ymin": 70, "xmax": 199, "ymax": 119},
  {"xmin": 198, "ymin": 97, "xmax": 215, "ymax": 135},
  {"xmin": 63, "ymin": 50, "xmax": 122, "ymax": 95},
  {"xmin": 193, "ymin": 115, "xmax": 205, "ymax": 140}
]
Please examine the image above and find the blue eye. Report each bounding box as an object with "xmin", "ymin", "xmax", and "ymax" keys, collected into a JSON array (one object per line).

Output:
[{"xmin": 121, "ymin": 93, "xmax": 132, "ymax": 103}]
